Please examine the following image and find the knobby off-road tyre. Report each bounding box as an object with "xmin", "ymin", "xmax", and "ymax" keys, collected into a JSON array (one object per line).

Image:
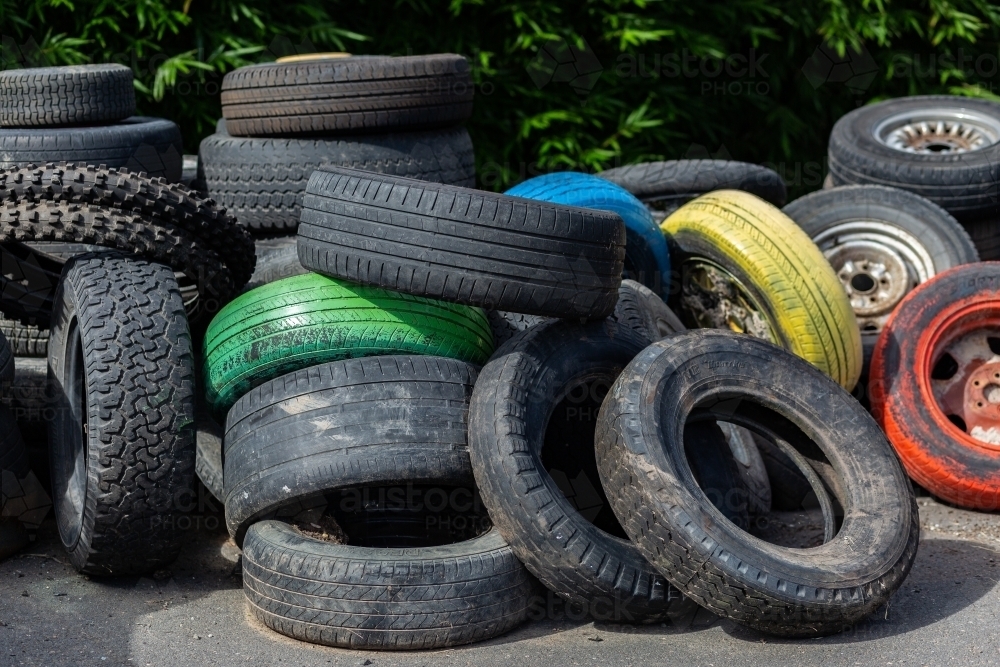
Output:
[
  {"xmin": 505, "ymin": 172, "xmax": 672, "ymax": 297},
  {"xmin": 595, "ymin": 330, "xmax": 918, "ymax": 637},
  {"xmin": 221, "ymin": 55, "xmax": 474, "ymax": 137},
  {"xmin": 198, "ymin": 127, "xmax": 476, "ymax": 232},
  {"xmin": 0, "ymin": 202, "xmax": 240, "ymax": 330},
  {"xmin": 663, "ymin": 190, "xmax": 863, "ymax": 390},
  {"xmin": 48, "ymin": 253, "xmax": 196, "ymax": 575},
  {"xmin": 0, "ymin": 117, "xmax": 182, "ymax": 181},
  {"xmin": 827, "ymin": 95, "xmax": 1000, "ymax": 220},
  {"xmin": 223, "ymin": 355, "xmax": 479, "ymax": 545},
  {"xmin": 298, "ymin": 167, "xmax": 625, "ymax": 319},
  {"xmin": 202, "ymin": 272, "xmax": 493, "ymax": 417},
  {"xmin": 243, "ymin": 522, "xmax": 533, "ymax": 650},
  {"xmin": 870, "ymin": 263, "xmax": 1000, "ymax": 509},
  {"xmin": 0, "ymin": 64, "xmax": 135, "ymax": 127},
  {"xmin": 599, "ymin": 160, "xmax": 787, "ymax": 219},
  {"xmin": 784, "ymin": 185, "xmax": 978, "ymax": 366},
  {"xmin": 468, "ymin": 318, "xmax": 733, "ymax": 622}
]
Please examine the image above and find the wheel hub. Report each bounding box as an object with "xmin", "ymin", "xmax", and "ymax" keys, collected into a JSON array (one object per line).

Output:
[
  {"xmin": 680, "ymin": 259, "xmax": 776, "ymax": 343},
  {"xmin": 931, "ymin": 329, "xmax": 1000, "ymax": 446},
  {"xmin": 874, "ymin": 108, "xmax": 1000, "ymax": 154}
]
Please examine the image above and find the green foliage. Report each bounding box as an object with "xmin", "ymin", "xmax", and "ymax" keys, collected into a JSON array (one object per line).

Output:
[{"xmin": 4, "ymin": 0, "xmax": 1000, "ymax": 196}]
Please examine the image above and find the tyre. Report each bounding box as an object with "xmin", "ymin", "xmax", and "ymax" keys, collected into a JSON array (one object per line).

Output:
[
  {"xmin": 0, "ymin": 403, "xmax": 50, "ymax": 532},
  {"xmin": 243, "ymin": 522, "xmax": 533, "ymax": 650},
  {"xmin": 870, "ymin": 262, "xmax": 1000, "ymax": 509},
  {"xmin": 223, "ymin": 355, "xmax": 479, "ymax": 545},
  {"xmin": 595, "ymin": 330, "xmax": 918, "ymax": 637},
  {"xmin": 961, "ymin": 217, "xmax": 1000, "ymax": 261},
  {"xmin": 599, "ymin": 160, "xmax": 787, "ymax": 220},
  {"xmin": 221, "ymin": 55, "xmax": 474, "ymax": 137},
  {"xmin": 298, "ymin": 167, "xmax": 625, "ymax": 319},
  {"xmin": 486, "ymin": 311, "xmax": 549, "ymax": 348},
  {"xmin": 0, "ymin": 207, "xmax": 240, "ymax": 331},
  {"xmin": 2, "ymin": 357, "xmax": 51, "ymax": 424},
  {"xmin": 828, "ymin": 95, "xmax": 1000, "ymax": 220},
  {"xmin": 47, "ymin": 253, "xmax": 196, "ymax": 575},
  {"xmin": 0, "ymin": 64, "xmax": 135, "ymax": 127},
  {"xmin": 468, "ymin": 318, "xmax": 730, "ymax": 622},
  {"xmin": 0, "ymin": 329, "xmax": 12, "ymax": 392},
  {"xmin": 784, "ymin": 185, "xmax": 978, "ymax": 364},
  {"xmin": 202, "ymin": 272, "xmax": 493, "ymax": 417},
  {"xmin": 0, "ymin": 317, "xmax": 47, "ymax": 357},
  {"xmin": 198, "ymin": 127, "xmax": 476, "ymax": 232},
  {"xmin": 662, "ymin": 190, "xmax": 862, "ymax": 390},
  {"xmin": 243, "ymin": 235, "xmax": 306, "ymax": 291},
  {"xmin": 0, "ymin": 117, "xmax": 182, "ymax": 181},
  {"xmin": 195, "ymin": 411, "xmax": 224, "ymax": 504},
  {"xmin": 505, "ymin": 172, "xmax": 671, "ymax": 297}
]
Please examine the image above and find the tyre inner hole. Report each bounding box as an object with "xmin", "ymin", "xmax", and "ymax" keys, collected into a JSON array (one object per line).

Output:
[
  {"xmin": 541, "ymin": 375, "xmax": 629, "ymax": 540},
  {"xmin": 850, "ymin": 273, "xmax": 877, "ymax": 294}
]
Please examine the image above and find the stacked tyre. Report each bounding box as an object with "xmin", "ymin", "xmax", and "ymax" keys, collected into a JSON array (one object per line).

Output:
[{"xmin": 199, "ymin": 53, "xmax": 479, "ymax": 292}]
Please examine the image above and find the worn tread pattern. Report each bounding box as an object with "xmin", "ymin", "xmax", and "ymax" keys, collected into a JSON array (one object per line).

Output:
[
  {"xmin": 298, "ymin": 167, "xmax": 625, "ymax": 319},
  {"xmin": 599, "ymin": 160, "xmax": 787, "ymax": 208},
  {"xmin": 223, "ymin": 355, "xmax": 478, "ymax": 545},
  {"xmin": 0, "ymin": 117, "xmax": 181, "ymax": 181},
  {"xmin": 243, "ymin": 522, "xmax": 533, "ymax": 650},
  {"xmin": 0, "ymin": 317, "xmax": 47, "ymax": 357},
  {"xmin": 198, "ymin": 127, "xmax": 475, "ymax": 231},
  {"xmin": 663, "ymin": 190, "xmax": 862, "ymax": 390},
  {"xmin": 0, "ymin": 65, "xmax": 135, "ymax": 127},
  {"xmin": 595, "ymin": 331, "xmax": 919, "ymax": 637},
  {"xmin": 202, "ymin": 272, "xmax": 493, "ymax": 417},
  {"xmin": 47, "ymin": 253, "xmax": 196, "ymax": 575},
  {"xmin": 221, "ymin": 55, "xmax": 473, "ymax": 137}
]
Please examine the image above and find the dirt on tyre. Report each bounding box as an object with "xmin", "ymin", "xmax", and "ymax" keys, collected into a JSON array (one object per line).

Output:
[
  {"xmin": 0, "ymin": 64, "xmax": 136, "ymax": 127},
  {"xmin": 662, "ymin": 189, "xmax": 862, "ymax": 390},
  {"xmin": 221, "ymin": 55, "xmax": 473, "ymax": 137},
  {"xmin": 784, "ymin": 185, "xmax": 978, "ymax": 365},
  {"xmin": 870, "ymin": 262, "xmax": 1000, "ymax": 509},
  {"xmin": 47, "ymin": 253, "xmax": 196, "ymax": 575},
  {"xmin": 595, "ymin": 330, "xmax": 918, "ymax": 637},
  {"xmin": 243, "ymin": 522, "xmax": 533, "ymax": 650},
  {"xmin": 202, "ymin": 273, "xmax": 493, "ymax": 417},
  {"xmin": 298, "ymin": 167, "xmax": 625, "ymax": 319}
]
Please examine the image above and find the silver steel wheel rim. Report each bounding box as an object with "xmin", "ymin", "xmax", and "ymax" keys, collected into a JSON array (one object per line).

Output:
[
  {"xmin": 874, "ymin": 108, "xmax": 1000, "ymax": 154},
  {"xmin": 813, "ymin": 221, "xmax": 936, "ymax": 337}
]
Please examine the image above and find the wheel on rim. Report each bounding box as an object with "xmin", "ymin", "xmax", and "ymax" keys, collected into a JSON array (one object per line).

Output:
[
  {"xmin": 784, "ymin": 185, "xmax": 978, "ymax": 365},
  {"xmin": 871, "ymin": 262, "xmax": 1000, "ymax": 509}
]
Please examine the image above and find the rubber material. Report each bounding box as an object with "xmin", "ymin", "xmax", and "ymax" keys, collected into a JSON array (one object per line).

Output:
[
  {"xmin": 0, "ymin": 329, "xmax": 12, "ymax": 393},
  {"xmin": 298, "ymin": 166, "xmax": 625, "ymax": 319},
  {"xmin": 468, "ymin": 318, "xmax": 698, "ymax": 621},
  {"xmin": 221, "ymin": 55, "xmax": 473, "ymax": 137},
  {"xmin": 596, "ymin": 330, "xmax": 919, "ymax": 637},
  {"xmin": 870, "ymin": 262, "xmax": 1000, "ymax": 509},
  {"xmin": 195, "ymin": 411, "xmax": 225, "ymax": 503},
  {"xmin": 244, "ymin": 235, "xmax": 306, "ymax": 291},
  {"xmin": 223, "ymin": 355, "xmax": 479, "ymax": 545},
  {"xmin": 599, "ymin": 160, "xmax": 787, "ymax": 209},
  {"xmin": 505, "ymin": 172, "xmax": 671, "ymax": 297},
  {"xmin": 0, "ymin": 117, "xmax": 182, "ymax": 181},
  {"xmin": 828, "ymin": 95, "xmax": 1000, "ymax": 220},
  {"xmin": 662, "ymin": 190, "xmax": 863, "ymax": 390},
  {"xmin": 243, "ymin": 522, "xmax": 533, "ymax": 650},
  {"xmin": 48, "ymin": 253, "xmax": 196, "ymax": 575},
  {"xmin": 198, "ymin": 126, "xmax": 476, "ymax": 231},
  {"xmin": 961, "ymin": 217, "xmax": 1000, "ymax": 261},
  {"xmin": 0, "ymin": 317, "xmax": 47, "ymax": 357},
  {"xmin": 0, "ymin": 64, "xmax": 135, "ymax": 127},
  {"xmin": 0, "ymin": 403, "xmax": 50, "ymax": 531},
  {"xmin": 202, "ymin": 272, "xmax": 493, "ymax": 417}
]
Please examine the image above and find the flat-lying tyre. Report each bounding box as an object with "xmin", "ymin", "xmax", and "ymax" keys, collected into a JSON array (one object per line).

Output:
[
  {"xmin": 298, "ymin": 167, "xmax": 625, "ymax": 319},
  {"xmin": 599, "ymin": 160, "xmax": 787, "ymax": 220},
  {"xmin": 469, "ymin": 318, "xmax": 728, "ymax": 622},
  {"xmin": 662, "ymin": 190, "xmax": 862, "ymax": 390},
  {"xmin": 784, "ymin": 185, "xmax": 978, "ymax": 363},
  {"xmin": 221, "ymin": 55, "xmax": 473, "ymax": 137},
  {"xmin": 596, "ymin": 330, "xmax": 918, "ymax": 637},
  {"xmin": 243, "ymin": 522, "xmax": 533, "ymax": 650},
  {"xmin": 48, "ymin": 253, "xmax": 196, "ymax": 575},
  {"xmin": 0, "ymin": 64, "xmax": 135, "ymax": 127},
  {"xmin": 224, "ymin": 355, "xmax": 479, "ymax": 545},
  {"xmin": 198, "ymin": 126, "xmax": 476, "ymax": 232},
  {"xmin": 202, "ymin": 272, "xmax": 492, "ymax": 417},
  {"xmin": 0, "ymin": 117, "xmax": 182, "ymax": 181},
  {"xmin": 870, "ymin": 262, "xmax": 1000, "ymax": 509},
  {"xmin": 828, "ymin": 95, "xmax": 1000, "ymax": 220},
  {"xmin": 505, "ymin": 172, "xmax": 671, "ymax": 297}
]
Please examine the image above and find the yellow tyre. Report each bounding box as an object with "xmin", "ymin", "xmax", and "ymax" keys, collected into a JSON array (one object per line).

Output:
[{"xmin": 661, "ymin": 190, "xmax": 862, "ymax": 390}]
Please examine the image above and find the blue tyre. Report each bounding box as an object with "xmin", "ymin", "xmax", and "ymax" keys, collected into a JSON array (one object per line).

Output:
[{"xmin": 506, "ymin": 172, "xmax": 671, "ymax": 297}]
